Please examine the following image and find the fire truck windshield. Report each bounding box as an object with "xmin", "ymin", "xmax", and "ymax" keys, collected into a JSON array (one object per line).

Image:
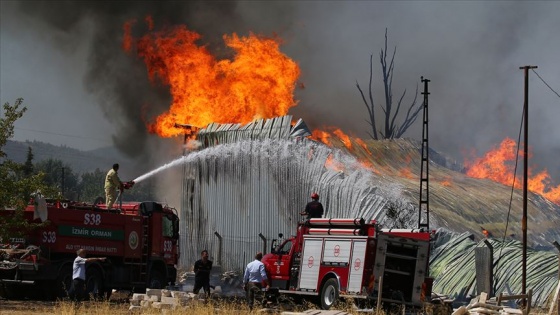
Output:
[
  {"xmin": 162, "ymin": 215, "xmax": 179, "ymax": 238},
  {"xmin": 275, "ymin": 239, "xmax": 293, "ymax": 255}
]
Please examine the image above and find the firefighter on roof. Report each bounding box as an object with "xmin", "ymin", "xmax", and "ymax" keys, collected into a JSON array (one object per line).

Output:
[
  {"xmin": 300, "ymin": 192, "xmax": 324, "ymax": 219},
  {"xmin": 105, "ymin": 163, "xmax": 123, "ymax": 209}
]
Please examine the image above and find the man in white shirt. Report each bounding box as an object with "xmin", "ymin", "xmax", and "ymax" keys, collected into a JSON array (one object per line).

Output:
[
  {"xmin": 243, "ymin": 252, "xmax": 269, "ymax": 309},
  {"xmin": 69, "ymin": 249, "xmax": 106, "ymax": 301}
]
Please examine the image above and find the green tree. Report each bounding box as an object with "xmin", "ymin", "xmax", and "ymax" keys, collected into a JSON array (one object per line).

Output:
[
  {"xmin": 79, "ymin": 168, "xmax": 105, "ymax": 203},
  {"xmin": 35, "ymin": 159, "xmax": 79, "ymax": 200},
  {"xmin": 123, "ymin": 178, "xmax": 157, "ymax": 201},
  {"xmin": 0, "ymin": 99, "xmax": 52, "ymax": 241},
  {"xmin": 23, "ymin": 146, "xmax": 34, "ymax": 176}
]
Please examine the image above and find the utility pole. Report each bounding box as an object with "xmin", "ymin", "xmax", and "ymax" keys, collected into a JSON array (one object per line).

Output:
[
  {"xmin": 418, "ymin": 76, "xmax": 430, "ymax": 230},
  {"xmin": 519, "ymin": 65, "xmax": 537, "ymax": 304}
]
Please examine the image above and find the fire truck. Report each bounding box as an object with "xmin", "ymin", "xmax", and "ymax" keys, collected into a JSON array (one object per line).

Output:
[
  {"xmin": 262, "ymin": 218, "xmax": 432, "ymax": 310},
  {"xmin": 0, "ymin": 192, "xmax": 180, "ymax": 300}
]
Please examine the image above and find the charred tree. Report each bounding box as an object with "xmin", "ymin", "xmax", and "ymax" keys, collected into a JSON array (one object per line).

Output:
[{"xmin": 356, "ymin": 29, "xmax": 422, "ymax": 139}]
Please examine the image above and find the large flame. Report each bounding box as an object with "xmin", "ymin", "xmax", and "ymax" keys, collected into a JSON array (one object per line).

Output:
[
  {"xmin": 123, "ymin": 20, "xmax": 300, "ymax": 137},
  {"xmin": 465, "ymin": 138, "xmax": 560, "ymax": 204}
]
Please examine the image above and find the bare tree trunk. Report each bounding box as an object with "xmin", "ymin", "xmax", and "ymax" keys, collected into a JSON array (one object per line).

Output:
[{"xmin": 356, "ymin": 28, "xmax": 422, "ymax": 140}]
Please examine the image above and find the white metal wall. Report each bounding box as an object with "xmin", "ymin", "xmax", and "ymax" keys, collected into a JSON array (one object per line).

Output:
[{"xmin": 178, "ymin": 117, "xmax": 395, "ymax": 272}]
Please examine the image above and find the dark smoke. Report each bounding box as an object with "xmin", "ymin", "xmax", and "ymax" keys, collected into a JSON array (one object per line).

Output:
[
  {"xmin": 4, "ymin": 1, "xmax": 560, "ymax": 184},
  {"xmin": 13, "ymin": 1, "xmax": 297, "ymax": 160}
]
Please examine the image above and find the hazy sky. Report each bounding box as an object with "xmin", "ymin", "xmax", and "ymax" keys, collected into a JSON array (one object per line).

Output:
[{"xmin": 1, "ymin": 1, "xmax": 560, "ymax": 179}]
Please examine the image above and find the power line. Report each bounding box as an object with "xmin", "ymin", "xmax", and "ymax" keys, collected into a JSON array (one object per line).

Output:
[
  {"xmin": 14, "ymin": 126, "xmax": 111, "ymax": 144},
  {"xmin": 531, "ymin": 69, "xmax": 560, "ymax": 99}
]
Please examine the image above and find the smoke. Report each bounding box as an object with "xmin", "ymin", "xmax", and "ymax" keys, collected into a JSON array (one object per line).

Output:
[
  {"xmin": 3, "ymin": 1, "xmax": 560, "ymax": 181},
  {"xmin": 7, "ymin": 1, "xmax": 297, "ymax": 161}
]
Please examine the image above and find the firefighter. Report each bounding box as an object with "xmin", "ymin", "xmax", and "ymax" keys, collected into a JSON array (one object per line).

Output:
[
  {"xmin": 105, "ymin": 163, "xmax": 123, "ymax": 209},
  {"xmin": 243, "ymin": 252, "xmax": 269, "ymax": 310},
  {"xmin": 193, "ymin": 249, "xmax": 213, "ymax": 296},
  {"xmin": 300, "ymin": 192, "xmax": 324, "ymax": 219}
]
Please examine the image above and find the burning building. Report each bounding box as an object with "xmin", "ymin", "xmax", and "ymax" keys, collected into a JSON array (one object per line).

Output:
[{"xmin": 177, "ymin": 115, "xmax": 403, "ymax": 272}]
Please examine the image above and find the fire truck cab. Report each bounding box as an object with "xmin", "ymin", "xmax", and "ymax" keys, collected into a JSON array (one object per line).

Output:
[{"xmin": 262, "ymin": 218, "xmax": 431, "ymax": 310}]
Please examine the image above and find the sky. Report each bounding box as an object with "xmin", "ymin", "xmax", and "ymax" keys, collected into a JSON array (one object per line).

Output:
[{"xmin": 1, "ymin": 1, "xmax": 560, "ymax": 180}]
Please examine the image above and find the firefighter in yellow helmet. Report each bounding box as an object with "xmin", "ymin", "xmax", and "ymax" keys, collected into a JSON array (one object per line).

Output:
[{"xmin": 105, "ymin": 163, "xmax": 123, "ymax": 209}]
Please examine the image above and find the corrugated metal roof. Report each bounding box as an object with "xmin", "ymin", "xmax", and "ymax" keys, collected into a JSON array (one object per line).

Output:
[{"xmin": 430, "ymin": 229, "xmax": 559, "ymax": 307}]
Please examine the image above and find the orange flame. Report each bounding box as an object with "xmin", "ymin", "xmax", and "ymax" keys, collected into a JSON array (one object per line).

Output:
[
  {"xmin": 123, "ymin": 20, "xmax": 300, "ymax": 137},
  {"xmin": 440, "ymin": 177, "xmax": 453, "ymax": 187},
  {"xmin": 359, "ymin": 160, "xmax": 380, "ymax": 174},
  {"xmin": 399, "ymin": 168, "xmax": 415, "ymax": 179},
  {"xmin": 325, "ymin": 154, "xmax": 345, "ymax": 173},
  {"xmin": 311, "ymin": 129, "xmax": 332, "ymax": 146},
  {"xmin": 465, "ymin": 137, "xmax": 560, "ymax": 204},
  {"xmin": 332, "ymin": 128, "xmax": 353, "ymax": 150},
  {"xmin": 354, "ymin": 137, "xmax": 372, "ymax": 155},
  {"xmin": 311, "ymin": 127, "xmax": 353, "ymax": 150}
]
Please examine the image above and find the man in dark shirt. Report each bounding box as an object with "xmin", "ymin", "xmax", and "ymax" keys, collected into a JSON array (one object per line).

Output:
[
  {"xmin": 193, "ymin": 249, "xmax": 213, "ymax": 296},
  {"xmin": 300, "ymin": 192, "xmax": 324, "ymax": 219}
]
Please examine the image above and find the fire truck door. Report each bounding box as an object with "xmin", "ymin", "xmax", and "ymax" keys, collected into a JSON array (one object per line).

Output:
[
  {"xmin": 298, "ymin": 238, "xmax": 323, "ymax": 290},
  {"xmin": 347, "ymin": 240, "xmax": 367, "ymax": 293}
]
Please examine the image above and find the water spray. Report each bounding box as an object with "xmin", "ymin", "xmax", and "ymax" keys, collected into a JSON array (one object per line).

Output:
[{"xmin": 133, "ymin": 156, "xmax": 187, "ymax": 184}]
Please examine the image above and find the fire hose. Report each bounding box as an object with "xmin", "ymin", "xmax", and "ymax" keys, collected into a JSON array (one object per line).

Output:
[{"xmin": 117, "ymin": 180, "xmax": 135, "ymax": 209}]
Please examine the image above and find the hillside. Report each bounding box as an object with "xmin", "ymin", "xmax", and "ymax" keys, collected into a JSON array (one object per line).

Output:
[{"xmin": 3, "ymin": 140, "xmax": 131, "ymax": 174}]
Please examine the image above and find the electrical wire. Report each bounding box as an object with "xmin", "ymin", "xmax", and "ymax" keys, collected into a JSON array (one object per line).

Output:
[
  {"xmin": 531, "ymin": 69, "xmax": 560, "ymax": 99},
  {"xmin": 14, "ymin": 127, "xmax": 110, "ymax": 144},
  {"xmin": 498, "ymin": 102, "xmax": 524, "ymax": 262}
]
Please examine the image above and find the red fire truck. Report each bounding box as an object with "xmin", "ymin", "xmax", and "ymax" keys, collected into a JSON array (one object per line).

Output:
[
  {"xmin": 0, "ymin": 197, "xmax": 179, "ymax": 300},
  {"xmin": 262, "ymin": 218, "xmax": 431, "ymax": 310}
]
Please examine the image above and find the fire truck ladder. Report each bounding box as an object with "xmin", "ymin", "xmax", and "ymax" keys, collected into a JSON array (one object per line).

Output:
[
  {"xmin": 139, "ymin": 216, "xmax": 150, "ymax": 282},
  {"xmin": 418, "ymin": 77, "xmax": 430, "ymax": 230}
]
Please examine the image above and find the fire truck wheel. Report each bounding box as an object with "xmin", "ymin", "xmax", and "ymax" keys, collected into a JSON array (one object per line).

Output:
[
  {"xmin": 86, "ymin": 268, "xmax": 104, "ymax": 300},
  {"xmin": 319, "ymin": 278, "xmax": 339, "ymax": 310},
  {"xmin": 55, "ymin": 266, "xmax": 72, "ymax": 299},
  {"xmin": 148, "ymin": 270, "xmax": 166, "ymax": 289}
]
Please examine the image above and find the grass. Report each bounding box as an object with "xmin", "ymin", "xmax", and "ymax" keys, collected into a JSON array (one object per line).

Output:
[{"xmin": 6, "ymin": 296, "xmax": 547, "ymax": 315}]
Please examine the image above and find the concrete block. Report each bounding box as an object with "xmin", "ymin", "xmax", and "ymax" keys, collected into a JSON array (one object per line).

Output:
[
  {"xmin": 146, "ymin": 288, "xmax": 162, "ymax": 298},
  {"xmin": 452, "ymin": 306, "xmax": 468, "ymax": 315},
  {"xmin": 161, "ymin": 289, "xmax": 172, "ymax": 297},
  {"xmin": 171, "ymin": 290, "xmax": 188, "ymax": 298},
  {"xmin": 152, "ymin": 302, "xmax": 173, "ymax": 309},
  {"xmin": 161, "ymin": 296, "xmax": 178, "ymax": 305},
  {"xmin": 130, "ymin": 299, "xmax": 141, "ymax": 306},
  {"xmin": 131, "ymin": 293, "xmax": 146, "ymax": 301},
  {"xmin": 128, "ymin": 305, "xmax": 142, "ymax": 312},
  {"xmin": 140, "ymin": 300, "xmax": 152, "ymax": 308},
  {"xmin": 148, "ymin": 294, "xmax": 160, "ymax": 302}
]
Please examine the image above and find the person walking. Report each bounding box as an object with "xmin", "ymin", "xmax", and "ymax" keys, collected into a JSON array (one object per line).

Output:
[
  {"xmin": 300, "ymin": 192, "xmax": 324, "ymax": 219},
  {"xmin": 68, "ymin": 249, "xmax": 106, "ymax": 301},
  {"xmin": 243, "ymin": 252, "xmax": 269, "ymax": 310},
  {"xmin": 105, "ymin": 163, "xmax": 123, "ymax": 209},
  {"xmin": 193, "ymin": 249, "xmax": 213, "ymax": 296}
]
